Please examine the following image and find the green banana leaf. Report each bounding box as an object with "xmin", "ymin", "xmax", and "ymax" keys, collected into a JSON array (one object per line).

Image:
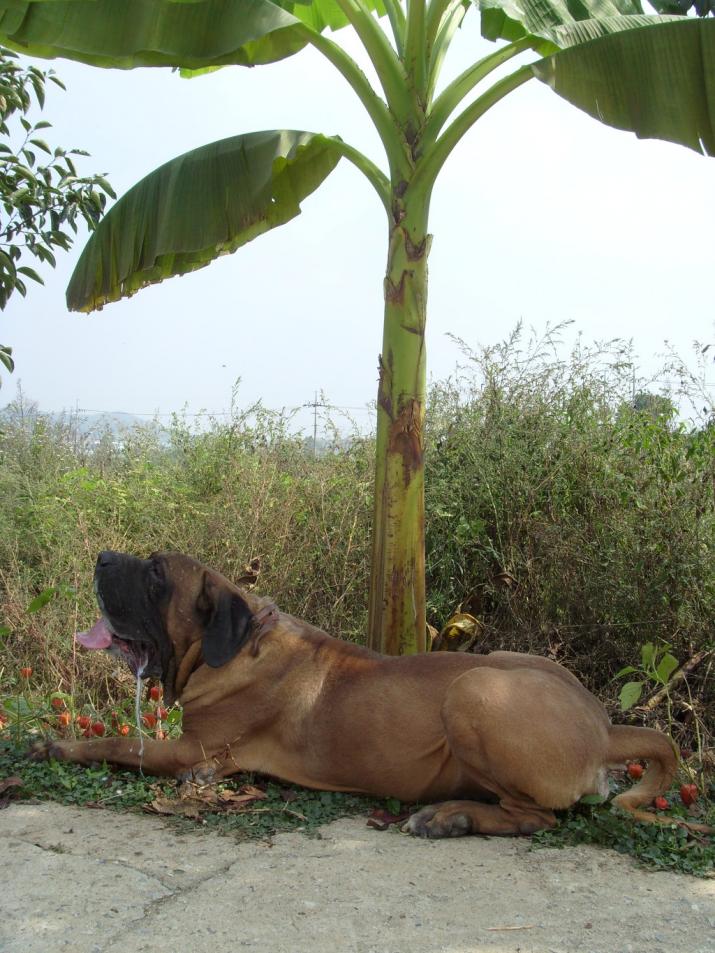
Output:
[
  {"xmin": 0, "ymin": 0, "xmax": 306, "ymax": 68},
  {"xmin": 546, "ymin": 12, "xmax": 683, "ymax": 48},
  {"xmin": 0, "ymin": 0, "xmax": 385, "ymax": 70},
  {"xmin": 478, "ymin": 0, "xmax": 645, "ymax": 47},
  {"xmin": 66, "ymin": 130, "xmax": 343, "ymax": 312},
  {"xmin": 285, "ymin": 0, "xmax": 387, "ymax": 33},
  {"xmin": 533, "ymin": 18, "xmax": 715, "ymax": 156}
]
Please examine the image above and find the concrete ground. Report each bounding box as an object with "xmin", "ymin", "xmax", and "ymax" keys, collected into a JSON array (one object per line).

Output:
[{"xmin": 1, "ymin": 802, "xmax": 713, "ymax": 953}]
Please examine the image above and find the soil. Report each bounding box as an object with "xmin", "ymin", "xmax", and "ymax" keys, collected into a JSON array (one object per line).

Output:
[{"xmin": 1, "ymin": 802, "xmax": 713, "ymax": 953}]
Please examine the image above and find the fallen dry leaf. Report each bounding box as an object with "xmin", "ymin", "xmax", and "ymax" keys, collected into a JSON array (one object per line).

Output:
[
  {"xmin": 146, "ymin": 797, "xmax": 202, "ymax": 819},
  {"xmin": 145, "ymin": 782, "xmax": 268, "ymax": 819},
  {"xmin": 0, "ymin": 776, "xmax": 22, "ymax": 809},
  {"xmin": 0, "ymin": 776, "xmax": 22, "ymax": 796}
]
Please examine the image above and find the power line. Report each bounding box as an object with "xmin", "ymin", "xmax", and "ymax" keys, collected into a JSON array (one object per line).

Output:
[{"xmin": 75, "ymin": 402, "xmax": 375, "ymax": 418}]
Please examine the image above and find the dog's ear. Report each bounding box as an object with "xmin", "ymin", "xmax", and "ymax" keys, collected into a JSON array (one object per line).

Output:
[{"xmin": 198, "ymin": 574, "xmax": 254, "ymax": 667}]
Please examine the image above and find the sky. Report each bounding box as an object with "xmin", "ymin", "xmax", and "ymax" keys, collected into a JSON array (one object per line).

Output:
[{"xmin": 1, "ymin": 13, "xmax": 714, "ymax": 435}]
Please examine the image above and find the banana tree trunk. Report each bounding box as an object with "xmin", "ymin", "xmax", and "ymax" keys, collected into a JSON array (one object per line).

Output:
[{"xmin": 367, "ymin": 187, "xmax": 430, "ymax": 656}]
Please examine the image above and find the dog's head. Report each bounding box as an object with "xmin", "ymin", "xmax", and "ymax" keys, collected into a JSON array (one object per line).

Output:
[{"xmin": 76, "ymin": 551, "xmax": 275, "ymax": 704}]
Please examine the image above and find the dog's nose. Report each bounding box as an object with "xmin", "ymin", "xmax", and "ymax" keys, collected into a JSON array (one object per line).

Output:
[{"xmin": 96, "ymin": 551, "xmax": 119, "ymax": 569}]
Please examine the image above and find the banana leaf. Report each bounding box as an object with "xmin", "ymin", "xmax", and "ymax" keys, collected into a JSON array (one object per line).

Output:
[{"xmin": 66, "ymin": 130, "xmax": 343, "ymax": 312}]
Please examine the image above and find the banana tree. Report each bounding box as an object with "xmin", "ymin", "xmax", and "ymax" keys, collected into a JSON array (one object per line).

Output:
[{"xmin": 0, "ymin": 1, "xmax": 712, "ymax": 656}]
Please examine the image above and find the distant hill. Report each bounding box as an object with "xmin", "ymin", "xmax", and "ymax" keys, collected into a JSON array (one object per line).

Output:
[
  {"xmin": 52, "ymin": 411, "xmax": 149, "ymax": 435},
  {"xmin": 0, "ymin": 401, "xmax": 153, "ymax": 436}
]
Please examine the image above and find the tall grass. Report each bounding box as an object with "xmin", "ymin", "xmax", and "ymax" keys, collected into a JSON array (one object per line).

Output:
[{"xmin": 1, "ymin": 329, "xmax": 712, "ymax": 746}]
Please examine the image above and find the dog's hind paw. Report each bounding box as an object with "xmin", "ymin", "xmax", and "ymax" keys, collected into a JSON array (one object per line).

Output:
[{"xmin": 402, "ymin": 803, "xmax": 473, "ymax": 838}]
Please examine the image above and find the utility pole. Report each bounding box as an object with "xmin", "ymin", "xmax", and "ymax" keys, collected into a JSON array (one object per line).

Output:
[{"xmin": 303, "ymin": 392, "xmax": 329, "ymax": 457}]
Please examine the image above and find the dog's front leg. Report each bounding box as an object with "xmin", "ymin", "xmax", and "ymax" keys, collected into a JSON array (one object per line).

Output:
[{"xmin": 31, "ymin": 735, "xmax": 205, "ymax": 778}]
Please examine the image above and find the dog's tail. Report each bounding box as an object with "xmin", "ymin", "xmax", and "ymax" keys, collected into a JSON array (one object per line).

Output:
[
  {"xmin": 607, "ymin": 725, "xmax": 713, "ymax": 832},
  {"xmin": 607, "ymin": 724, "xmax": 678, "ymax": 825}
]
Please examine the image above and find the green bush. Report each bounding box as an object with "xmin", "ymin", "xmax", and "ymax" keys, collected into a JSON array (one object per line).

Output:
[{"xmin": 424, "ymin": 329, "xmax": 714, "ymax": 704}]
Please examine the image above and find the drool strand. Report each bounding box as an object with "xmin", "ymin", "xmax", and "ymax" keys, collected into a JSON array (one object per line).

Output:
[{"xmin": 134, "ymin": 656, "xmax": 147, "ymax": 764}]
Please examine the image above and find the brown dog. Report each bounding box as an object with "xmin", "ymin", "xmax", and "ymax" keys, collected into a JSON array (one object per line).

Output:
[{"xmin": 37, "ymin": 550, "xmax": 679, "ymax": 837}]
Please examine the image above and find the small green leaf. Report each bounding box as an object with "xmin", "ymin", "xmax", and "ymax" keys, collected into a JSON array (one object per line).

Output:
[
  {"xmin": 95, "ymin": 175, "xmax": 116, "ymax": 199},
  {"xmin": 619, "ymin": 680, "xmax": 644, "ymax": 711},
  {"xmin": 614, "ymin": 665, "xmax": 637, "ymax": 679},
  {"xmin": 655, "ymin": 653, "xmax": 679, "ymax": 685},
  {"xmin": 579, "ymin": 793, "xmax": 607, "ymax": 805},
  {"xmin": 17, "ymin": 266, "xmax": 44, "ymax": 284},
  {"xmin": 29, "ymin": 138, "xmax": 52, "ymax": 155},
  {"xmin": 8, "ymin": 187, "xmax": 31, "ymax": 204},
  {"xmin": 0, "ymin": 346, "xmax": 14, "ymax": 373},
  {"xmin": 385, "ymin": 796, "xmax": 401, "ymax": 815},
  {"xmin": 0, "ymin": 624, "xmax": 10, "ymax": 639},
  {"xmin": 640, "ymin": 642, "xmax": 656, "ymax": 669},
  {"xmin": 26, "ymin": 587, "xmax": 58, "ymax": 613}
]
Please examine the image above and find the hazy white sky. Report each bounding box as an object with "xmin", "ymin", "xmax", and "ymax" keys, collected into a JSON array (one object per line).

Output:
[{"xmin": 1, "ymin": 14, "xmax": 714, "ymax": 434}]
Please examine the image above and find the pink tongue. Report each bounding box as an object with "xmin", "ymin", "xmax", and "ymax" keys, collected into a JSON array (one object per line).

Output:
[{"xmin": 75, "ymin": 618, "xmax": 113, "ymax": 650}]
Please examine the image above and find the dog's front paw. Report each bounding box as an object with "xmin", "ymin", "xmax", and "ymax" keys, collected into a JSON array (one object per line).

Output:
[{"xmin": 28, "ymin": 739, "xmax": 68, "ymax": 762}]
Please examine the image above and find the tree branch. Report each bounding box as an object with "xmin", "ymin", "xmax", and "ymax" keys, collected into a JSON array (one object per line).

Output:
[
  {"xmin": 328, "ymin": 138, "xmax": 392, "ymax": 215},
  {"xmin": 425, "ymin": 38, "xmax": 532, "ymax": 144},
  {"xmin": 301, "ymin": 25, "xmax": 410, "ymax": 176},
  {"xmin": 412, "ymin": 65, "xmax": 533, "ymax": 196},
  {"xmin": 425, "ymin": 0, "xmax": 467, "ymax": 104},
  {"xmin": 404, "ymin": 0, "xmax": 427, "ymax": 98},
  {"xmin": 381, "ymin": 0, "xmax": 407, "ymax": 56},
  {"xmin": 332, "ymin": 0, "xmax": 409, "ymax": 117},
  {"xmin": 425, "ymin": 0, "xmax": 461, "ymax": 51}
]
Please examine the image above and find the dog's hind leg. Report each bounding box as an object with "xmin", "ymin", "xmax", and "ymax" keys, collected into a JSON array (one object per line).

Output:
[{"xmin": 403, "ymin": 664, "xmax": 611, "ymax": 839}]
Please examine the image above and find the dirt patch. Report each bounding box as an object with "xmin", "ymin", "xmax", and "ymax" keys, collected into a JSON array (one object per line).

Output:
[{"xmin": 1, "ymin": 802, "xmax": 713, "ymax": 953}]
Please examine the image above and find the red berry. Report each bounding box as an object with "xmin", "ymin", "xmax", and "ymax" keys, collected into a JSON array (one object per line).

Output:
[
  {"xmin": 627, "ymin": 762, "xmax": 644, "ymax": 780},
  {"xmin": 91, "ymin": 721, "xmax": 105, "ymax": 736},
  {"xmin": 76, "ymin": 714, "xmax": 91, "ymax": 730},
  {"xmin": 57, "ymin": 711, "xmax": 71, "ymax": 728},
  {"xmin": 51, "ymin": 697, "xmax": 66, "ymax": 710},
  {"xmin": 20, "ymin": 666, "xmax": 32, "ymax": 678},
  {"xmin": 149, "ymin": 686, "xmax": 162, "ymax": 702},
  {"xmin": 653, "ymin": 796, "xmax": 669, "ymax": 811},
  {"xmin": 142, "ymin": 713, "xmax": 157, "ymax": 729},
  {"xmin": 156, "ymin": 706, "xmax": 169, "ymax": 720},
  {"xmin": 680, "ymin": 783, "xmax": 698, "ymax": 807},
  {"xmin": 119, "ymin": 724, "xmax": 130, "ymax": 736}
]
